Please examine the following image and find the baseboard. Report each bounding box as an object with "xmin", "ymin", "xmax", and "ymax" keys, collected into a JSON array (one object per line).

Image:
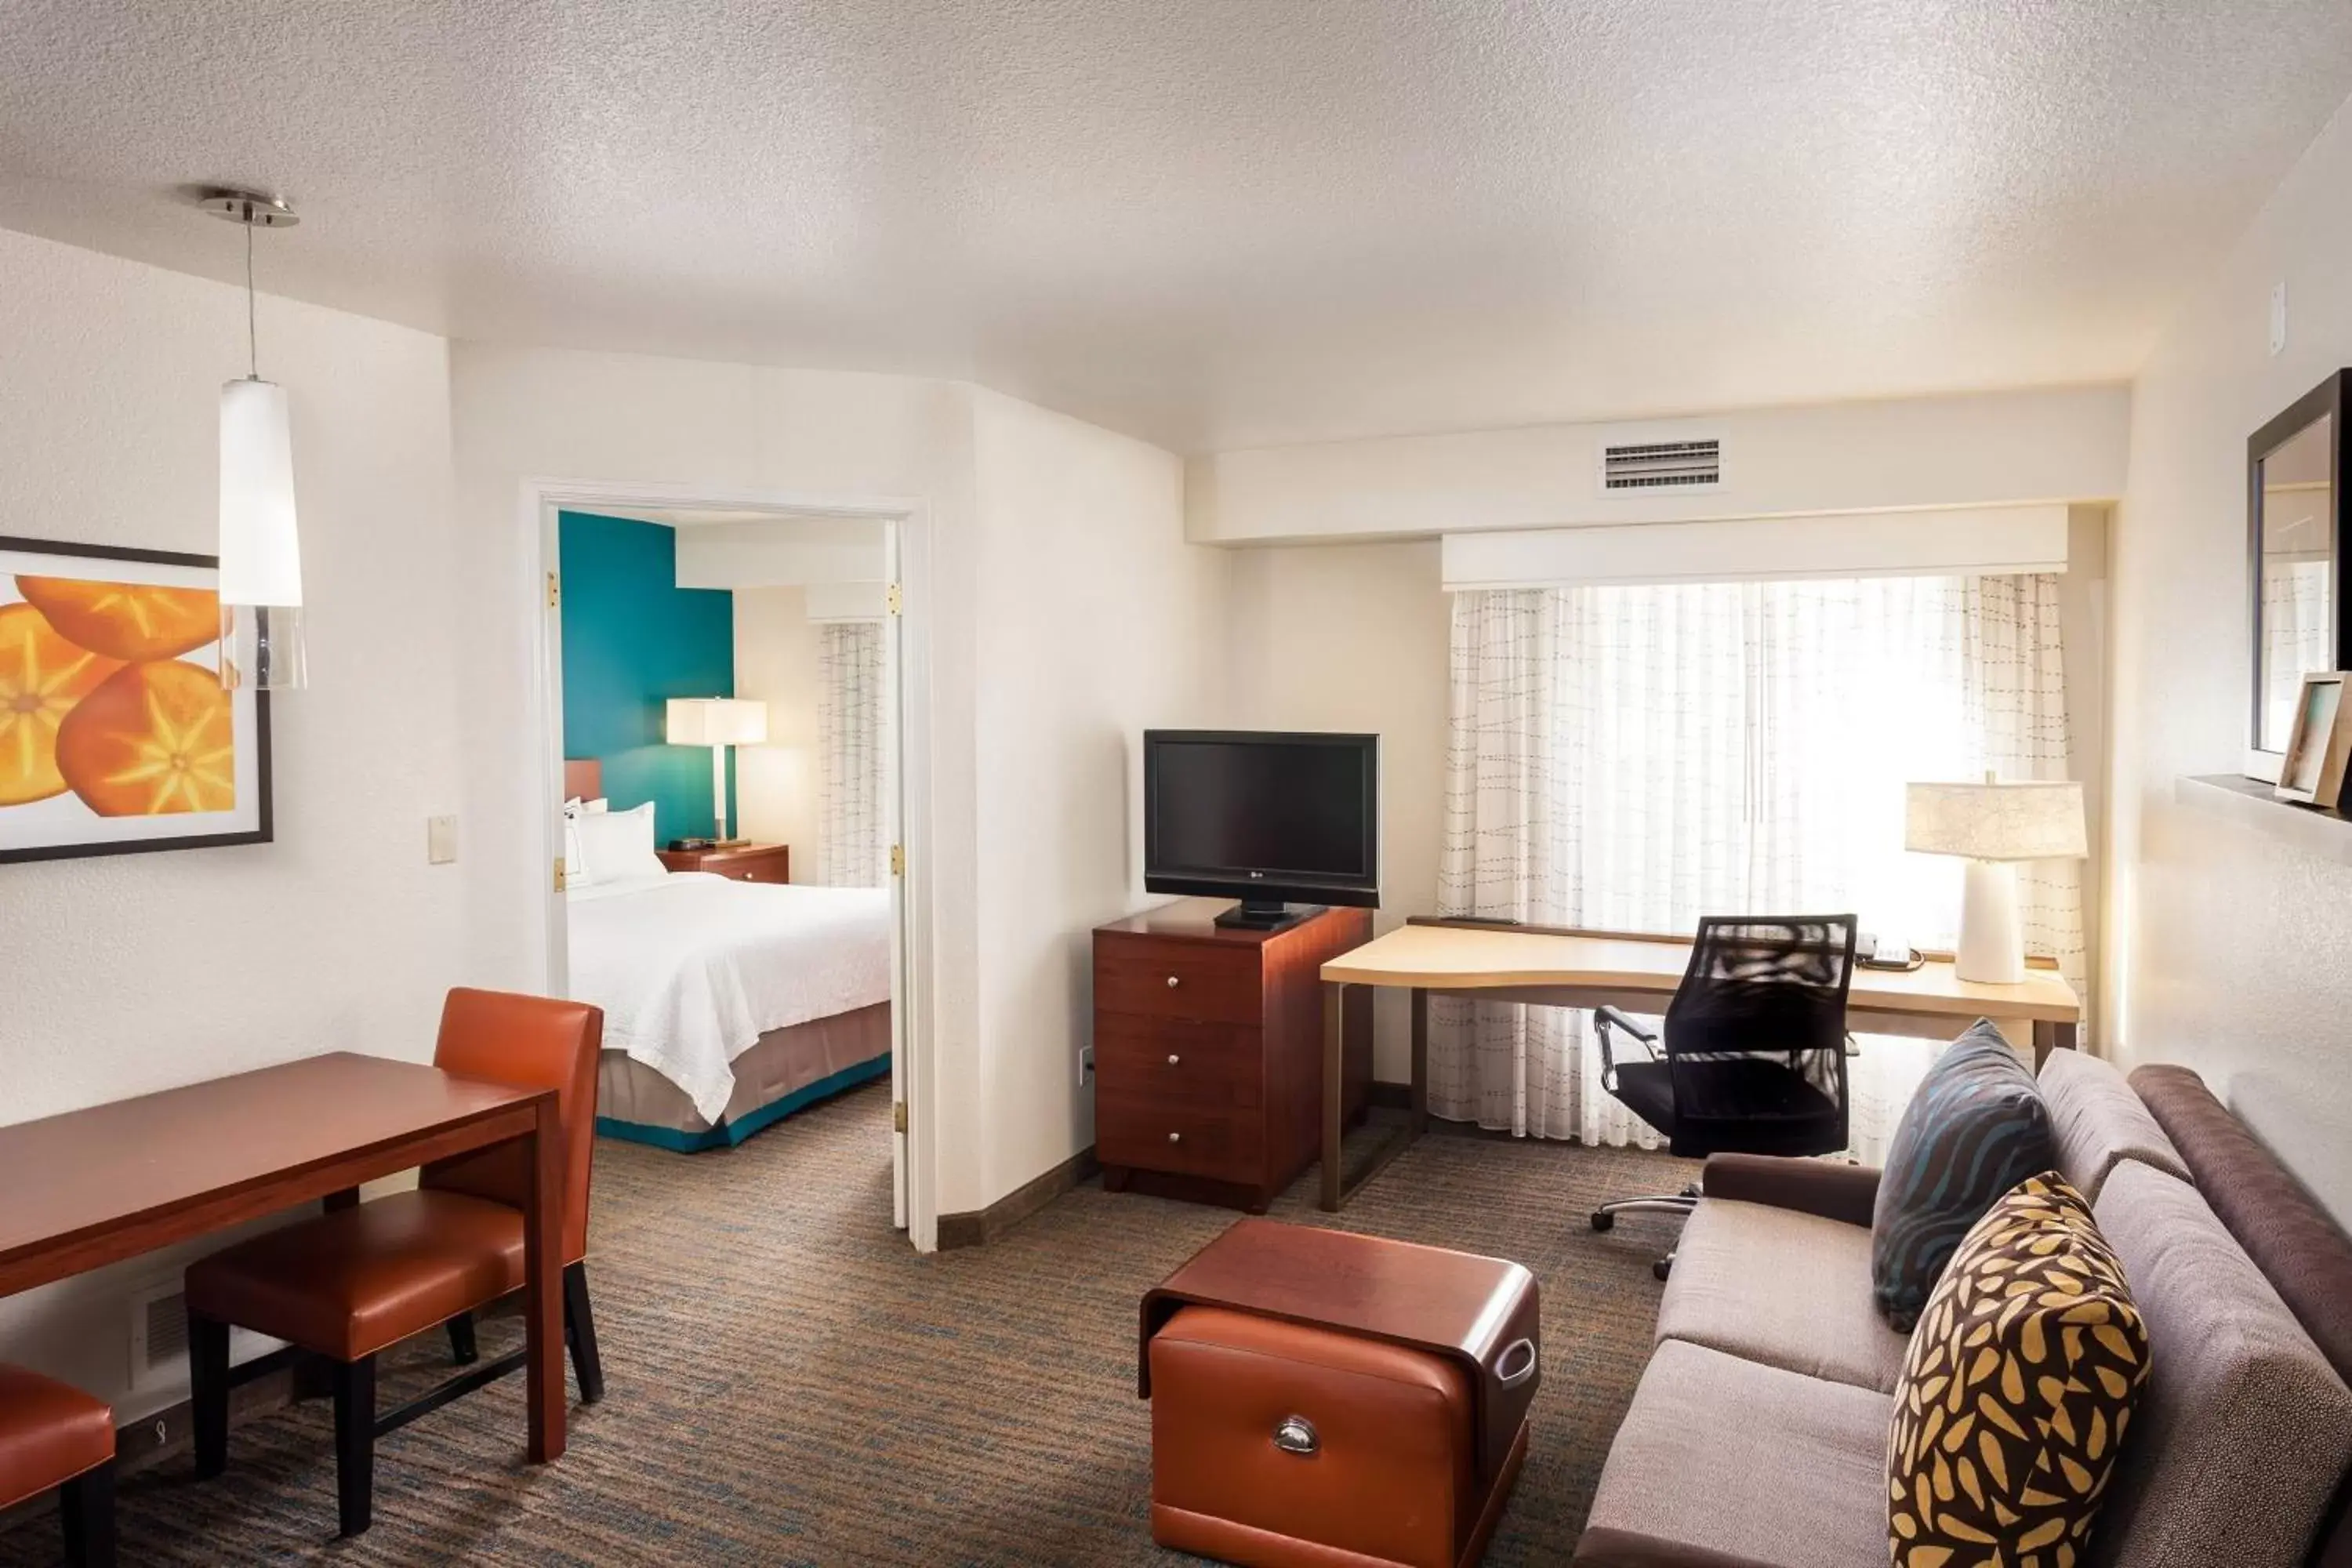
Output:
[{"xmin": 937, "ymin": 1145, "xmax": 1100, "ymax": 1250}]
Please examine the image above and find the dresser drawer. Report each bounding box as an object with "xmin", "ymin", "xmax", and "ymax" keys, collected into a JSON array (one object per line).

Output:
[
  {"xmin": 1094, "ymin": 938, "xmax": 1262, "ymax": 1026},
  {"xmin": 1094, "ymin": 1014, "xmax": 1261, "ymax": 1109},
  {"xmin": 1096, "ymin": 1093, "xmax": 1261, "ymax": 1181},
  {"xmin": 710, "ymin": 848, "xmax": 790, "ymax": 884}
]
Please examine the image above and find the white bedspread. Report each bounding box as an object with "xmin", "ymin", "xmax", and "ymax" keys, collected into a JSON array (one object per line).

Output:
[{"xmin": 566, "ymin": 873, "xmax": 891, "ymax": 1123}]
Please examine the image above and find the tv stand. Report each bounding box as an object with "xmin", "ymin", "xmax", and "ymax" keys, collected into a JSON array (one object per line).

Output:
[
  {"xmin": 1092, "ymin": 900, "xmax": 1374, "ymax": 1211},
  {"xmin": 1213, "ymin": 899, "xmax": 1323, "ymax": 934}
]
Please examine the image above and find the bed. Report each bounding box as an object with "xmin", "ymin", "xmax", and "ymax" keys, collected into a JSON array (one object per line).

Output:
[{"xmin": 562, "ymin": 760, "xmax": 892, "ymax": 1151}]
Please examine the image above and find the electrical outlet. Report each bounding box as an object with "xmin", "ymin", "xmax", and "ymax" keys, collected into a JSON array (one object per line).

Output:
[
  {"xmin": 426, "ymin": 815, "xmax": 459, "ymax": 864},
  {"xmin": 1078, "ymin": 1044, "xmax": 1095, "ymax": 1087}
]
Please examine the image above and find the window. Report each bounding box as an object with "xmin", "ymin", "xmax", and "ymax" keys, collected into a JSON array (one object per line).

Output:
[{"xmin": 1433, "ymin": 572, "xmax": 2083, "ymax": 1155}]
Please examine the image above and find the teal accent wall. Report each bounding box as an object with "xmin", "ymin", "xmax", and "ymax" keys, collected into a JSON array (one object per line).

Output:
[{"xmin": 559, "ymin": 511, "xmax": 735, "ymax": 844}]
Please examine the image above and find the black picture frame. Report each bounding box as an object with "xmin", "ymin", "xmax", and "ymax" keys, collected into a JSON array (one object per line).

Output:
[{"xmin": 0, "ymin": 533, "xmax": 274, "ymax": 864}]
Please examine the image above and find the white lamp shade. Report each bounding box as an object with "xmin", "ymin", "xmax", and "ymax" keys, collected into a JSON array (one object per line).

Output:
[
  {"xmin": 218, "ymin": 378, "xmax": 303, "ymax": 607},
  {"xmin": 666, "ymin": 697, "xmax": 768, "ymax": 747},
  {"xmin": 1905, "ymin": 780, "xmax": 2087, "ymax": 862}
]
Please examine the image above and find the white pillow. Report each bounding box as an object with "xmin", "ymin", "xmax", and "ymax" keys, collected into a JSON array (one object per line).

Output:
[{"xmin": 573, "ymin": 801, "xmax": 663, "ymax": 883}]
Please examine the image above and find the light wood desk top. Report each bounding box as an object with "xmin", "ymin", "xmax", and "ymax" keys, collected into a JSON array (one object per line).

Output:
[
  {"xmin": 1321, "ymin": 922, "xmax": 2080, "ymax": 1025},
  {"xmin": 1311, "ymin": 919, "xmax": 2082, "ymax": 1213}
]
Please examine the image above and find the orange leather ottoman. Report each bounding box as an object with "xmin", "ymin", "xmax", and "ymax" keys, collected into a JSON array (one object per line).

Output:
[{"xmin": 1140, "ymin": 1220, "xmax": 1539, "ymax": 1568}]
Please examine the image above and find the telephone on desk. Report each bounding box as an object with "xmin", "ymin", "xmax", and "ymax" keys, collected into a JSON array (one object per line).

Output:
[{"xmin": 1857, "ymin": 933, "xmax": 1923, "ymax": 971}]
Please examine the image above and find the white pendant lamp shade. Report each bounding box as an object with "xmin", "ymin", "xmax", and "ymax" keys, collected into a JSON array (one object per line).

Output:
[
  {"xmin": 218, "ymin": 377, "xmax": 302, "ymax": 607},
  {"xmin": 202, "ymin": 186, "xmax": 308, "ymax": 692}
]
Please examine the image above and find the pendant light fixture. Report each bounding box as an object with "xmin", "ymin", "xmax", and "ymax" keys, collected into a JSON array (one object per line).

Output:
[{"xmin": 199, "ymin": 187, "xmax": 306, "ymax": 691}]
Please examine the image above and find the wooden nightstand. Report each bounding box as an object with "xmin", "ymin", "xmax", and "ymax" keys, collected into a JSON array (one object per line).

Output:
[{"xmin": 656, "ymin": 842, "xmax": 791, "ymax": 884}]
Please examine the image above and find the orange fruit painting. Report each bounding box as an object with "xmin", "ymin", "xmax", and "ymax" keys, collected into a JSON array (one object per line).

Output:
[
  {"xmin": 0, "ymin": 602, "xmax": 126, "ymax": 805},
  {"xmin": 16, "ymin": 575, "xmax": 220, "ymax": 663},
  {"xmin": 55, "ymin": 659, "xmax": 238, "ymax": 816}
]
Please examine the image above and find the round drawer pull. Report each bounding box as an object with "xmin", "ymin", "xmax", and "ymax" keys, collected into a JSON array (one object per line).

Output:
[
  {"xmin": 1167, "ymin": 1131, "xmax": 1182, "ymax": 1144},
  {"xmin": 1166, "ymin": 975, "xmax": 1180, "ymax": 988},
  {"xmin": 1167, "ymin": 1053, "xmax": 1181, "ymax": 1065}
]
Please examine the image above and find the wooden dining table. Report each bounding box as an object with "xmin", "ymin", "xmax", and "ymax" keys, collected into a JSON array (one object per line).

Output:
[{"xmin": 0, "ymin": 1051, "xmax": 569, "ymax": 1463}]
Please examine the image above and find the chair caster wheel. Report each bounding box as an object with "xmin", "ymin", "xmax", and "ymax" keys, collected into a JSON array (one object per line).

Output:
[
  {"xmin": 1591, "ymin": 1210, "xmax": 1615, "ymax": 1232},
  {"xmin": 1652, "ymin": 1258, "xmax": 1673, "ymax": 1282}
]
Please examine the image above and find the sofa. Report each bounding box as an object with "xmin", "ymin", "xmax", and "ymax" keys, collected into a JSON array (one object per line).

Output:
[{"xmin": 1571, "ymin": 1051, "xmax": 2352, "ymax": 1568}]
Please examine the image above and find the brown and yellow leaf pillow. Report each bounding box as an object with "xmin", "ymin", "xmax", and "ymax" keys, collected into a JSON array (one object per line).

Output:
[{"xmin": 1887, "ymin": 1171, "xmax": 2149, "ymax": 1568}]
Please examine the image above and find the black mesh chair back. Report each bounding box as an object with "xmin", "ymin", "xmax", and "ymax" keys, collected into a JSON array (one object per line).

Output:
[{"xmin": 1655, "ymin": 914, "xmax": 1857, "ymax": 1158}]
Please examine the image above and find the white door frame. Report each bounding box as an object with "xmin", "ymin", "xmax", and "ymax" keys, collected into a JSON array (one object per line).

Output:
[{"xmin": 517, "ymin": 476, "xmax": 939, "ymax": 1254}]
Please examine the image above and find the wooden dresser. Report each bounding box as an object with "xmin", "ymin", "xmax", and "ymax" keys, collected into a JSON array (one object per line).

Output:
[
  {"xmin": 1092, "ymin": 899, "xmax": 1372, "ymax": 1212},
  {"xmin": 655, "ymin": 841, "xmax": 791, "ymax": 884}
]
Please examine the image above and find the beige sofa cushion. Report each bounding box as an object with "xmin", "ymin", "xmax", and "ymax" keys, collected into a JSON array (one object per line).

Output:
[
  {"xmin": 2089, "ymin": 1161, "xmax": 2352, "ymax": 1568},
  {"xmin": 1656, "ymin": 1197, "xmax": 1911, "ymax": 1393},
  {"xmin": 2038, "ymin": 1050, "xmax": 2192, "ymax": 1203},
  {"xmin": 1585, "ymin": 1338, "xmax": 1893, "ymax": 1568}
]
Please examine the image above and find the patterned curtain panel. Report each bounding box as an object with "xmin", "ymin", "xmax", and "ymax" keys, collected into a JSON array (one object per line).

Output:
[
  {"xmin": 1432, "ymin": 574, "xmax": 2085, "ymax": 1159},
  {"xmin": 817, "ymin": 622, "xmax": 887, "ymax": 887}
]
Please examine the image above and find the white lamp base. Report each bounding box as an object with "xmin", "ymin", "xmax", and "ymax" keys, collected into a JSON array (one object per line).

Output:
[
  {"xmin": 1955, "ymin": 858, "xmax": 2024, "ymax": 984},
  {"xmin": 710, "ymin": 744, "xmax": 730, "ymax": 843}
]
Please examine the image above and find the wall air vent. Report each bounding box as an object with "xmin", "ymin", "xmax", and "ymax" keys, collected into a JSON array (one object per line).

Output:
[{"xmin": 1601, "ymin": 438, "xmax": 1721, "ymax": 492}]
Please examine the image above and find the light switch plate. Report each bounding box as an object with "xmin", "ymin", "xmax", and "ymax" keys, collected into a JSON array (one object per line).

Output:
[
  {"xmin": 426, "ymin": 815, "xmax": 459, "ymax": 864},
  {"xmin": 2270, "ymin": 281, "xmax": 2288, "ymax": 356}
]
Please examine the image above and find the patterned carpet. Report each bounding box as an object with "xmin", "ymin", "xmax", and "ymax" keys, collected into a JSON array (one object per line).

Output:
[{"xmin": 0, "ymin": 1085, "xmax": 1693, "ymax": 1566}]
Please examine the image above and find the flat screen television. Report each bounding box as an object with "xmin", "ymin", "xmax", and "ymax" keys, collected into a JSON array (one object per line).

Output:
[{"xmin": 1143, "ymin": 730, "xmax": 1379, "ymax": 930}]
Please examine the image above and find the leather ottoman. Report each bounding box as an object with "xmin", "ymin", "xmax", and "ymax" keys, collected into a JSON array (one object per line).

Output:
[{"xmin": 1140, "ymin": 1219, "xmax": 1539, "ymax": 1568}]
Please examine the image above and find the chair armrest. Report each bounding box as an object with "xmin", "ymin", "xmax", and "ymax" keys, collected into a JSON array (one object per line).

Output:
[
  {"xmin": 1593, "ymin": 1005, "xmax": 1659, "ymax": 1045},
  {"xmin": 1574, "ymin": 1526, "xmax": 1791, "ymax": 1568},
  {"xmin": 1700, "ymin": 1154, "xmax": 1880, "ymax": 1228},
  {"xmin": 1592, "ymin": 1006, "xmax": 1659, "ymax": 1094}
]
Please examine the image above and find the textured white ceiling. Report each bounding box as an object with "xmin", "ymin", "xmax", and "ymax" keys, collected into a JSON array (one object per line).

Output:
[{"xmin": 3, "ymin": 1, "xmax": 2350, "ymax": 452}]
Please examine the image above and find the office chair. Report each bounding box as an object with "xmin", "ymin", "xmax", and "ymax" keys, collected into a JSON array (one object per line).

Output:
[{"xmin": 1588, "ymin": 915, "xmax": 1858, "ymax": 1279}]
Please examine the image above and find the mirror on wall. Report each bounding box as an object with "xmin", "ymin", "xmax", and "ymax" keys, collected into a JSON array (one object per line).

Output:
[{"xmin": 2249, "ymin": 372, "xmax": 2349, "ymax": 777}]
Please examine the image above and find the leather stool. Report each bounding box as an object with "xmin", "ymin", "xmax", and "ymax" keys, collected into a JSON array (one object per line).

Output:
[
  {"xmin": 0, "ymin": 1363, "xmax": 115, "ymax": 1567},
  {"xmin": 1142, "ymin": 1220, "xmax": 1539, "ymax": 1568}
]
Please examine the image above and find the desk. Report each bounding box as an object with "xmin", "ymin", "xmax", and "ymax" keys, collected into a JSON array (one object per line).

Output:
[
  {"xmin": 1316, "ymin": 920, "xmax": 2081, "ymax": 1212},
  {"xmin": 0, "ymin": 1052, "xmax": 568, "ymax": 1463}
]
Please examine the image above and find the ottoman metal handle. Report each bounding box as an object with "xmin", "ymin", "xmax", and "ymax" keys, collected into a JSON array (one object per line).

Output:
[
  {"xmin": 1497, "ymin": 1337, "xmax": 1537, "ymax": 1388},
  {"xmin": 1272, "ymin": 1416, "xmax": 1319, "ymax": 1457}
]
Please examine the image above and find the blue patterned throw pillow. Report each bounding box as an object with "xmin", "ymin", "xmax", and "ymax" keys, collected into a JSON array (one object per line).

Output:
[{"xmin": 1870, "ymin": 1019, "xmax": 2055, "ymax": 1330}]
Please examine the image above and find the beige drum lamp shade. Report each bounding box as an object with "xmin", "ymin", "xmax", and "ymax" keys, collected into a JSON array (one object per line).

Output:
[{"xmin": 1904, "ymin": 781, "xmax": 2087, "ymax": 862}]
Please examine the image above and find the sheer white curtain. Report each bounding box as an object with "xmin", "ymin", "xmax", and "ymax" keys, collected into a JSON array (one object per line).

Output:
[
  {"xmin": 1430, "ymin": 573, "xmax": 2082, "ymax": 1160},
  {"xmin": 816, "ymin": 622, "xmax": 887, "ymax": 887}
]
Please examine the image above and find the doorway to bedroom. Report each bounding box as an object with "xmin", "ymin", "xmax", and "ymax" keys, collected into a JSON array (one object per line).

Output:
[{"xmin": 528, "ymin": 491, "xmax": 933, "ymax": 1250}]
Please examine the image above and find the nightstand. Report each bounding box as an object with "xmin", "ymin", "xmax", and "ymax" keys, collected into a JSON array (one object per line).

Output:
[{"xmin": 656, "ymin": 842, "xmax": 791, "ymax": 884}]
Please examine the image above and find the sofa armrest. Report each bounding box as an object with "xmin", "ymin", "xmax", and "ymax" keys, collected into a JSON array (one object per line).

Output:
[
  {"xmin": 1573, "ymin": 1526, "xmax": 1790, "ymax": 1568},
  {"xmin": 1700, "ymin": 1154, "xmax": 1880, "ymax": 1228}
]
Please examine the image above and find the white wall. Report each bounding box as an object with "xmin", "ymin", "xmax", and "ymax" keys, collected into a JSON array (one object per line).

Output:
[
  {"xmin": 969, "ymin": 388, "xmax": 1228, "ymax": 1200},
  {"xmin": 732, "ymin": 584, "xmax": 822, "ymax": 872},
  {"xmin": 1227, "ymin": 542, "xmax": 1451, "ymax": 1082},
  {"xmin": 0, "ymin": 227, "xmax": 465, "ymax": 1415},
  {"xmin": 2107, "ymin": 89, "xmax": 2352, "ymax": 1225},
  {"xmin": 1190, "ymin": 385, "xmax": 2132, "ymax": 544}
]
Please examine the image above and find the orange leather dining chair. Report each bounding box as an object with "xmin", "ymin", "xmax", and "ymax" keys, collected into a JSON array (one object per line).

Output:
[
  {"xmin": 0, "ymin": 1364, "xmax": 115, "ymax": 1566},
  {"xmin": 183, "ymin": 988, "xmax": 604, "ymax": 1537}
]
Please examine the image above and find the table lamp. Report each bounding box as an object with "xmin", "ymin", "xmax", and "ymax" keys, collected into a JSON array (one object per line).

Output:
[
  {"xmin": 1904, "ymin": 775, "xmax": 2086, "ymax": 984},
  {"xmin": 666, "ymin": 697, "xmax": 768, "ymax": 843}
]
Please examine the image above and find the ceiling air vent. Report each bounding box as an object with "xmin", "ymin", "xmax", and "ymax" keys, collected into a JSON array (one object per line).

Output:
[{"xmin": 1601, "ymin": 438, "xmax": 1721, "ymax": 492}]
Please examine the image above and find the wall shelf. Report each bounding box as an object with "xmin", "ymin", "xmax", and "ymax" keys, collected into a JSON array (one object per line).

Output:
[{"xmin": 2176, "ymin": 774, "xmax": 2352, "ymax": 867}]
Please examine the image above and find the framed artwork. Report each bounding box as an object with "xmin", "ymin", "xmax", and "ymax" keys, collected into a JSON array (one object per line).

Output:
[
  {"xmin": 0, "ymin": 535, "xmax": 271, "ymax": 863},
  {"xmin": 2274, "ymin": 670, "xmax": 2352, "ymax": 808}
]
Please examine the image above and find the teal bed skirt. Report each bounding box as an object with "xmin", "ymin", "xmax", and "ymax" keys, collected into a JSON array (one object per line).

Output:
[{"xmin": 596, "ymin": 1053, "xmax": 891, "ymax": 1153}]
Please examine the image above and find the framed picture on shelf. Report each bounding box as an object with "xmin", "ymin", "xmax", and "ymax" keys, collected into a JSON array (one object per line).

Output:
[
  {"xmin": 2274, "ymin": 670, "xmax": 2352, "ymax": 809},
  {"xmin": 0, "ymin": 535, "xmax": 272, "ymax": 863}
]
